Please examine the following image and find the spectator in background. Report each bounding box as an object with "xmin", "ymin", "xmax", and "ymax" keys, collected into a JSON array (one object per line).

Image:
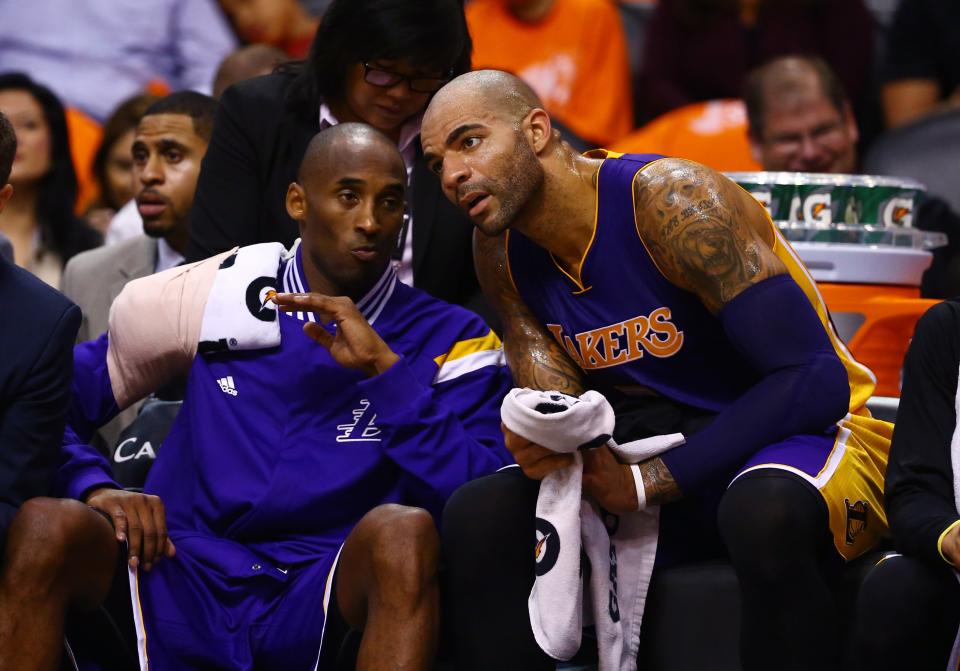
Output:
[
  {"xmin": 219, "ymin": 0, "xmax": 320, "ymax": 58},
  {"xmin": 212, "ymin": 44, "xmax": 287, "ymax": 99},
  {"xmin": 744, "ymin": 55, "xmax": 960, "ymax": 298},
  {"xmin": 466, "ymin": 0, "xmax": 633, "ymax": 147},
  {"xmin": 84, "ymin": 94, "xmax": 159, "ymax": 235},
  {"xmin": 101, "ymin": 46, "xmax": 285, "ymax": 249},
  {"xmin": 880, "ymin": 0, "xmax": 960, "ymax": 129},
  {"xmin": 745, "ymin": 56, "xmax": 858, "ymax": 174},
  {"xmin": 64, "ymin": 93, "xmax": 214, "ymax": 342},
  {"xmin": 189, "ymin": 0, "xmax": 495, "ymax": 326},
  {"xmin": 0, "ymin": 109, "xmax": 81, "ymax": 556},
  {"xmin": 0, "ymin": 74, "xmax": 100, "ymax": 288},
  {"xmin": 0, "ymin": 0, "xmax": 235, "ymax": 123},
  {"xmin": 62, "ymin": 92, "xmax": 216, "ymax": 451},
  {"xmin": 638, "ymin": 0, "xmax": 873, "ymax": 127}
]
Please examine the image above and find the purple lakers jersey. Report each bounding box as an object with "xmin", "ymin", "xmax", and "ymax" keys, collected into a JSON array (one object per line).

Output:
[{"xmin": 507, "ymin": 152, "xmax": 875, "ymax": 414}]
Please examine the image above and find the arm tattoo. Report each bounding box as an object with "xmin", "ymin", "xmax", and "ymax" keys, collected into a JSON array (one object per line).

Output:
[
  {"xmin": 639, "ymin": 457, "xmax": 683, "ymax": 505},
  {"xmin": 474, "ymin": 230, "xmax": 585, "ymax": 395},
  {"xmin": 633, "ymin": 159, "xmax": 786, "ymax": 314}
]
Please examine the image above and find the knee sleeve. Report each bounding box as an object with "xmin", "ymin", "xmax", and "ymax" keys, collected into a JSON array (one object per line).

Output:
[{"xmin": 718, "ymin": 470, "xmax": 838, "ymax": 582}]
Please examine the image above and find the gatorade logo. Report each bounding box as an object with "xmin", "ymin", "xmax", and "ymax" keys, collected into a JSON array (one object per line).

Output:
[
  {"xmin": 534, "ymin": 518, "xmax": 561, "ymax": 576},
  {"xmin": 880, "ymin": 197, "xmax": 913, "ymax": 228},
  {"xmin": 802, "ymin": 190, "xmax": 832, "ymax": 226},
  {"xmin": 245, "ymin": 276, "xmax": 279, "ymax": 323}
]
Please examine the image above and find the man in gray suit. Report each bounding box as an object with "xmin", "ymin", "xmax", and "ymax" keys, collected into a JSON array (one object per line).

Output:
[{"xmin": 62, "ymin": 91, "xmax": 217, "ymax": 449}]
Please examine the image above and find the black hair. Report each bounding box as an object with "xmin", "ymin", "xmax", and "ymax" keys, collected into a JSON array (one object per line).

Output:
[
  {"xmin": 280, "ymin": 0, "xmax": 472, "ymax": 118},
  {"xmin": 91, "ymin": 93, "xmax": 159, "ymax": 210},
  {"xmin": 0, "ymin": 111, "xmax": 15, "ymax": 185},
  {"xmin": 0, "ymin": 72, "xmax": 88, "ymax": 261},
  {"xmin": 143, "ymin": 91, "xmax": 219, "ymax": 142},
  {"xmin": 744, "ymin": 55, "xmax": 849, "ymax": 139}
]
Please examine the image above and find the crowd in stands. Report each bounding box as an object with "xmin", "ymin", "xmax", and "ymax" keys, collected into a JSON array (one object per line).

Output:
[{"xmin": 0, "ymin": 0, "xmax": 959, "ymax": 669}]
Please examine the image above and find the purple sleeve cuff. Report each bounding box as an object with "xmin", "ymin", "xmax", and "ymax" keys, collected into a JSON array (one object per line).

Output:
[
  {"xmin": 357, "ymin": 357, "xmax": 427, "ymax": 414},
  {"xmin": 64, "ymin": 469, "xmax": 119, "ymax": 503}
]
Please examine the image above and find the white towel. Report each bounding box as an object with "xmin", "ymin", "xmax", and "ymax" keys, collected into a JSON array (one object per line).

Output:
[
  {"xmin": 197, "ymin": 241, "xmax": 290, "ymax": 353},
  {"xmin": 501, "ymin": 388, "xmax": 684, "ymax": 671}
]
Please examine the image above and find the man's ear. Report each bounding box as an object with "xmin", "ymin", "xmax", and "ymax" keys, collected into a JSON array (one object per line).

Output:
[
  {"xmin": 0, "ymin": 184, "xmax": 12, "ymax": 214},
  {"xmin": 526, "ymin": 108, "xmax": 553, "ymax": 154},
  {"xmin": 286, "ymin": 182, "xmax": 306, "ymax": 221}
]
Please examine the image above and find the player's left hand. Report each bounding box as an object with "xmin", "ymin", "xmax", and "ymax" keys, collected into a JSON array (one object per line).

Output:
[
  {"xmin": 942, "ymin": 522, "xmax": 960, "ymax": 566},
  {"xmin": 582, "ymin": 445, "xmax": 638, "ymax": 514},
  {"xmin": 273, "ymin": 293, "xmax": 400, "ymax": 376}
]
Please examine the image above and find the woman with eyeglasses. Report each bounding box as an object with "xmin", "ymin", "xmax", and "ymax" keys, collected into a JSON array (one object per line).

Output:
[{"xmin": 188, "ymin": 0, "xmax": 493, "ymax": 322}]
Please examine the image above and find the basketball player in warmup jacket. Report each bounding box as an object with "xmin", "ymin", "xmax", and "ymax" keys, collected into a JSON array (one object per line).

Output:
[
  {"xmin": 0, "ymin": 123, "xmax": 511, "ymax": 671},
  {"xmin": 421, "ymin": 70, "xmax": 891, "ymax": 670}
]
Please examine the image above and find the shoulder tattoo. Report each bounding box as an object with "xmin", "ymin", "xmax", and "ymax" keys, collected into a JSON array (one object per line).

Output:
[{"xmin": 633, "ymin": 160, "xmax": 784, "ymax": 314}]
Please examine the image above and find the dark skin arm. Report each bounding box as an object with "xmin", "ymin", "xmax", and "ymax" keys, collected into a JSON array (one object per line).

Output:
[
  {"xmin": 477, "ymin": 160, "xmax": 787, "ymax": 512},
  {"xmin": 474, "ymin": 230, "xmax": 585, "ymax": 394},
  {"xmin": 627, "ymin": 158, "xmax": 788, "ymax": 507},
  {"xmin": 474, "ymin": 230, "xmax": 586, "ymax": 479}
]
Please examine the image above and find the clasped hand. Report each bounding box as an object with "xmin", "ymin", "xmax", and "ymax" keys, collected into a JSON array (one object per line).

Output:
[{"xmin": 503, "ymin": 425, "xmax": 639, "ymax": 514}]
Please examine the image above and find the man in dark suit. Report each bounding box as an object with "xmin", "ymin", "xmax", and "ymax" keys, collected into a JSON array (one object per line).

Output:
[
  {"xmin": 0, "ymin": 110, "xmax": 81, "ymax": 548},
  {"xmin": 186, "ymin": 0, "xmax": 497, "ymax": 325},
  {"xmin": 0, "ymin": 111, "xmax": 104, "ymax": 671}
]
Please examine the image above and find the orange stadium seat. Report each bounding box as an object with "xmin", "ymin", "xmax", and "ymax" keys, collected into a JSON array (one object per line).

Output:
[
  {"xmin": 65, "ymin": 106, "xmax": 102, "ymax": 214},
  {"xmin": 610, "ymin": 99, "xmax": 761, "ymax": 172}
]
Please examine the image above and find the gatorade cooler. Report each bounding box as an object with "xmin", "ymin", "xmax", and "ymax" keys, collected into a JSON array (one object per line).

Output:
[{"xmin": 727, "ymin": 172, "xmax": 945, "ymax": 397}]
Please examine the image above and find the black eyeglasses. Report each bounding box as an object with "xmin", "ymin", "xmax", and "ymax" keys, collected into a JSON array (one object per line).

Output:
[{"xmin": 362, "ymin": 63, "xmax": 450, "ymax": 93}]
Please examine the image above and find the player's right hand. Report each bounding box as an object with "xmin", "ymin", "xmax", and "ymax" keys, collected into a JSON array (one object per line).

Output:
[
  {"xmin": 84, "ymin": 487, "xmax": 176, "ymax": 572},
  {"xmin": 502, "ymin": 424, "xmax": 575, "ymax": 480}
]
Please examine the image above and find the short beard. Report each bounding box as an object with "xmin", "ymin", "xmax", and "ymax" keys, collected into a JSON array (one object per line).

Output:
[{"xmin": 482, "ymin": 133, "xmax": 545, "ymax": 236}]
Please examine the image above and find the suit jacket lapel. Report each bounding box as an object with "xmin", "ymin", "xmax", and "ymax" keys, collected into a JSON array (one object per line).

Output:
[{"xmin": 110, "ymin": 237, "xmax": 157, "ymax": 303}]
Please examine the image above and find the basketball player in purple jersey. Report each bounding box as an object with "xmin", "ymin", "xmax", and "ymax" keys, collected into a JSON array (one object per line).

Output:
[{"xmin": 422, "ymin": 70, "xmax": 891, "ymax": 670}]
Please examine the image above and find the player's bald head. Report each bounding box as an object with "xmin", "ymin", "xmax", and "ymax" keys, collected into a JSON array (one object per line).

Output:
[
  {"xmin": 424, "ymin": 69, "xmax": 545, "ymax": 130},
  {"xmin": 297, "ymin": 122, "xmax": 405, "ymax": 186}
]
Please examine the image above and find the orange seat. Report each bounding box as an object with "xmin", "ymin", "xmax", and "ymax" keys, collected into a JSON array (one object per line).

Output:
[
  {"xmin": 65, "ymin": 107, "xmax": 102, "ymax": 214},
  {"xmin": 610, "ymin": 99, "xmax": 761, "ymax": 172},
  {"xmin": 819, "ymin": 283, "xmax": 938, "ymax": 398}
]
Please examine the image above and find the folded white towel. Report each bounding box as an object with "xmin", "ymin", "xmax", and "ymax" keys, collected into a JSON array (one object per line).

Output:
[
  {"xmin": 197, "ymin": 242, "xmax": 289, "ymax": 353},
  {"xmin": 501, "ymin": 388, "xmax": 683, "ymax": 671},
  {"xmin": 501, "ymin": 388, "xmax": 615, "ymax": 454}
]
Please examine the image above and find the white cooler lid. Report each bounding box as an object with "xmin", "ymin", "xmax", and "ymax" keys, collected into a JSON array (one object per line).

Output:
[{"xmin": 792, "ymin": 243, "xmax": 932, "ymax": 286}]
